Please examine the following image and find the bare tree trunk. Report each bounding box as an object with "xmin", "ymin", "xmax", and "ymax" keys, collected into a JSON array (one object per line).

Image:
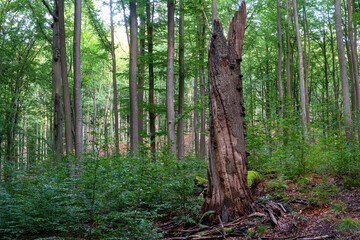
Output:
[
  {"xmin": 303, "ymin": 6, "xmax": 311, "ymax": 123},
  {"xmin": 203, "ymin": 2, "xmax": 253, "ymax": 223},
  {"xmin": 197, "ymin": 15, "xmax": 207, "ymax": 161},
  {"xmin": 277, "ymin": 0, "xmax": 284, "ymax": 114},
  {"xmin": 58, "ymin": 0, "xmax": 72, "ymax": 154},
  {"xmin": 177, "ymin": 1, "xmax": 185, "ymax": 158},
  {"xmin": 166, "ymin": 0, "xmax": 176, "ymax": 155},
  {"xmin": 110, "ymin": 0, "xmax": 120, "ymax": 154},
  {"xmin": 146, "ymin": 0, "xmax": 156, "ymax": 155},
  {"xmin": 53, "ymin": 0, "xmax": 63, "ymax": 160},
  {"xmin": 293, "ymin": 0, "xmax": 308, "ymax": 130},
  {"xmin": 193, "ymin": 76, "xmax": 199, "ymax": 156},
  {"xmin": 73, "ymin": 0, "xmax": 83, "ymax": 160},
  {"xmin": 334, "ymin": 0, "xmax": 353, "ymax": 141},
  {"xmin": 138, "ymin": 11, "xmax": 146, "ymax": 146},
  {"xmin": 212, "ymin": 0, "xmax": 217, "ymax": 22},
  {"xmin": 129, "ymin": 0, "xmax": 139, "ymax": 154},
  {"xmin": 328, "ymin": 11, "xmax": 341, "ymax": 130},
  {"xmin": 347, "ymin": 0, "xmax": 360, "ymax": 139},
  {"xmin": 103, "ymin": 87, "xmax": 111, "ymax": 154},
  {"xmin": 286, "ymin": 0, "xmax": 292, "ymax": 98}
]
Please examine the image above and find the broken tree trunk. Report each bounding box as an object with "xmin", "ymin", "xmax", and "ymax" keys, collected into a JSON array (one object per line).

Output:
[{"xmin": 203, "ymin": 1, "xmax": 253, "ymax": 224}]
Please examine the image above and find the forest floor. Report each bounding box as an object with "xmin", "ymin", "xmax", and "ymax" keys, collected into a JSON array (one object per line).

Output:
[{"xmin": 158, "ymin": 174, "xmax": 360, "ymax": 240}]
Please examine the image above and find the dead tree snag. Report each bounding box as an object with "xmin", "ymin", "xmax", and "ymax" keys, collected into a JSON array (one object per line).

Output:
[{"xmin": 203, "ymin": 1, "xmax": 253, "ymax": 223}]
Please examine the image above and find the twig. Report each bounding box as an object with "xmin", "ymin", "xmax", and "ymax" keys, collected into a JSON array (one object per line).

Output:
[
  {"xmin": 299, "ymin": 235, "xmax": 331, "ymax": 240},
  {"xmin": 41, "ymin": 0, "xmax": 58, "ymax": 21},
  {"xmin": 217, "ymin": 216, "xmax": 226, "ymax": 239}
]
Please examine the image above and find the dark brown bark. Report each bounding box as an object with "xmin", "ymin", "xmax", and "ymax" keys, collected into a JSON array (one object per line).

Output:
[
  {"xmin": 138, "ymin": 10, "xmax": 146, "ymax": 145},
  {"xmin": 177, "ymin": 1, "xmax": 185, "ymax": 158},
  {"xmin": 146, "ymin": 0, "xmax": 156, "ymax": 154},
  {"xmin": 276, "ymin": 0, "xmax": 284, "ymax": 113},
  {"xmin": 203, "ymin": 2, "xmax": 253, "ymax": 223},
  {"xmin": 193, "ymin": 76, "xmax": 199, "ymax": 156},
  {"xmin": 129, "ymin": 0, "xmax": 139, "ymax": 154}
]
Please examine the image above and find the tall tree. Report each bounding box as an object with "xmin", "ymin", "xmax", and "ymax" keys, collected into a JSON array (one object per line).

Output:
[
  {"xmin": 286, "ymin": 0, "xmax": 292, "ymax": 98},
  {"xmin": 276, "ymin": 0, "xmax": 284, "ymax": 113},
  {"xmin": 334, "ymin": 0, "xmax": 353, "ymax": 141},
  {"xmin": 146, "ymin": 0, "xmax": 156, "ymax": 154},
  {"xmin": 129, "ymin": 0, "xmax": 139, "ymax": 154},
  {"xmin": 58, "ymin": 0, "xmax": 73, "ymax": 154},
  {"xmin": 177, "ymin": 0, "xmax": 185, "ymax": 158},
  {"xmin": 166, "ymin": 0, "xmax": 176, "ymax": 155},
  {"xmin": 203, "ymin": 2, "xmax": 253, "ymax": 223},
  {"xmin": 110, "ymin": 0, "xmax": 120, "ymax": 154},
  {"xmin": 292, "ymin": 0, "xmax": 308, "ymax": 130},
  {"xmin": 73, "ymin": 0, "xmax": 83, "ymax": 159}
]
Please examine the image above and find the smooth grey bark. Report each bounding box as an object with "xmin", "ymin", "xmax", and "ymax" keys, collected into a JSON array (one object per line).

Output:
[
  {"xmin": 110, "ymin": 0, "xmax": 120, "ymax": 154},
  {"xmin": 286, "ymin": 0, "xmax": 292, "ymax": 98},
  {"xmin": 58, "ymin": 0, "xmax": 73, "ymax": 154},
  {"xmin": 292, "ymin": 0, "xmax": 308, "ymax": 130},
  {"xmin": 328, "ymin": 11, "xmax": 341, "ymax": 130},
  {"xmin": 303, "ymin": 6, "xmax": 311, "ymax": 124},
  {"xmin": 52, "ymin": 0, "xmax": 63, "ymax": 160},
  {"xmin": 177, "ymin": 1, "xmax": 185, "ymax": 158},
  {"xmin": 166, "ymin": 0, "xmax": 176, "ymax": 155},
  {"xmin": 73, "ymin": 0, "xmax": 83, "ymax": 160},
  {"xmin": 129, "ymin": 0, "xmax": 139, "ymax": 154},
  {"xmin": 334, "ymin": 0, "xmax": 353, "ymax": 141},
  {"xmin": 212, "ymin": 0, "xmax": 217, "ymax": 22}
]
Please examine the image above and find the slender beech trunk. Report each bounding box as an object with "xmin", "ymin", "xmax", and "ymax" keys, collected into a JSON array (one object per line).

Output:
[
  {"xmin": 146, "ymin": 0, "xmax": 156, "ymax": 154},
  {"xmin": 348, "ymin": 0, "xmax": 360, "ymax": 109},
  {"xmin": 328, "ymin": 11, "xmax": 341, "ymax": 130},
  {"xmin": 286, "ymin": 0, "xmax": 292, "ymax": 98},
  {"xmin": 177, "ymin": 1, "xmax": 185, "ymax": 158},
  {"xmin": 334, "ymin": 0, "xmax": 353, "ymax": 141},
  {"xmin": 276, "ymin": 0, "xmax": 284, "ymax": 114},
  {"xmin": 199, "ymin": 19, "xmax": 206, "ymax": 161},
  {"xmin": 212, "ymin": 0, "xmax": 217, "ymax": 22},
  {"xmin": 166, "ymin": 0, "xmax": 176, "ymax": 155},
  {"xmin": 203, "ymin": 2, "xmax": 253, "ymax": 223},
  {"xmin": 58, "ymin": 0, "xmax": 72, "ymax": 154},
  {"xmin": 129, "ymin": 0, "xmax": 139, "ymax": 154},
  {"xmin": 303, "ymin": 6, "xmax": 311, "ymax": 123},
  {"xmin": 103, "ymin": 87, "xmax": 111, "ymax": 153},
  {"xmin": 52, "ymin": 0, "xmax": 63, "ymax": 160},
  {"xmin": 110, "ymin": 0, "xmax": 120, "ymax": 154},
  {"xmin": 73, "ymin": 0, "xmax": 83, "ymax": 160},
  {"xmin": 138, "ymin": 11, "xmax": 146, "ymax": 145},
  {"xmin": 323, "ymin": 29, "xmax": 330, "ymax": 128},
  {"xmin": 193, "ymin": 76, "xmax": 199, "ymax": 156},
  {"xmin": 293, "ymin": 0, "xmax": 308, "ymax": 131}
]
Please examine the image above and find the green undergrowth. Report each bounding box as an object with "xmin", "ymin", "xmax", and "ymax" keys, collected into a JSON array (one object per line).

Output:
[{"xmin": 0, "ymin": 147, "xmax": 207, "ymax": 239}]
